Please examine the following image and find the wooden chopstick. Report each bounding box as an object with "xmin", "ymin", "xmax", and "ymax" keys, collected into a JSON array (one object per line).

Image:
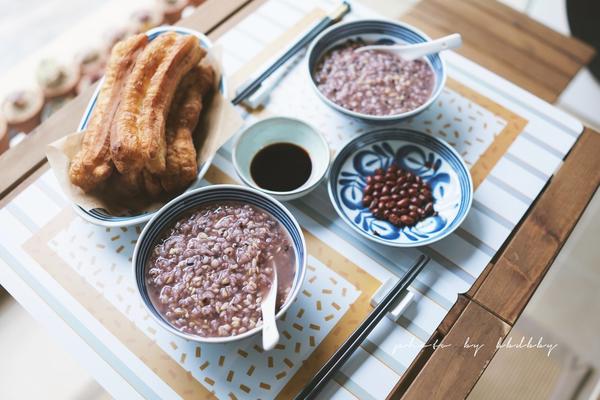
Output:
[
  {"xmin": 231, "ymin": 1, "xmax": 351, "ymax": 105},
  {"xmin": 294, "ymin": 254, "xmax": 431, "ymax": 400}
]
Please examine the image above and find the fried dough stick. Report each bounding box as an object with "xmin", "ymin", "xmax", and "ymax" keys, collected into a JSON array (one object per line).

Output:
[
  {"xmin": 68, "ymin": 34, "xmax": 148, "ymax": 192},
  {"xmin": 112, "ymin": 33, "xmax": 205, "ymax": 174},
  {"xmin": 159, "ymin": 64, "xmax": 215, "ymax": 193}
]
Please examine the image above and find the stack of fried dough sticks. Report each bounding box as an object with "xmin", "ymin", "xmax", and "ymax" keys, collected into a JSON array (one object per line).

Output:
[{"xmin": 69, "ymin": 32, "xmax": 215, "ymax": 198}]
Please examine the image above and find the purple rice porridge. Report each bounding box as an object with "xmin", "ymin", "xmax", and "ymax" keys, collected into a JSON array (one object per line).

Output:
[
  {"xmin": 314, "ymin": 39, "xmax": 435, "ymax": 116},
  {"xmin": 146, "ymin": 201, "xmax": 296, "ymax": 338}
]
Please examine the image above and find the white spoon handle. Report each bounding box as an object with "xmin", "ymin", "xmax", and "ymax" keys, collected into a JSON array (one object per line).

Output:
[
  {"xmin": 261, "ymin": 274, "xmax": 280, "ymax": 351},
  {"xmin": 359, "ymin": 33, "xmax": 462, "ymax": 60},
  {"xmin": 404, "ymin": 33, "xmax": 461, "ymax": 59}
]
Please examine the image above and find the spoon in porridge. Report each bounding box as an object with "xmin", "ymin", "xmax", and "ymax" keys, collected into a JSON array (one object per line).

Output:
[
  {"xmin": 260, "ymin": 262, "xmax": 280, "ymax": 350},
  {"xmin": 355, "ymin": 33, "xmax": 462, "ymax": 60}
]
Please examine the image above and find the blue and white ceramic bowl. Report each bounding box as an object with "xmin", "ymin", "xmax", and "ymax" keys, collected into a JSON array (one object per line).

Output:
[
  {"xmin": 74, "ymin": 26, "xmax": 226, "ymax": 227},
  {"xmin": 328, "ymin": 129, "xmax": 472, "ymax": 247},
  {"xmin": 133, "ymin": 184, "xmax": 307, "ymax": 343},
  {"xmin": 307, "ymin": 19, "xmax": 446, "ymax": 123}
]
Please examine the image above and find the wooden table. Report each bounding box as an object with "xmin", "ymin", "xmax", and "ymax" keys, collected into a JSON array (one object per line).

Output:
[{"xmin": 0, "ymin": 1, "xmax": 598, "ymax": 399}]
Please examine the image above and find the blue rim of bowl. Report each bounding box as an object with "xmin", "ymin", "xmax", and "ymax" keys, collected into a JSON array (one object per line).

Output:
[
  {"xmin": 231, "ymin": 116, "xmax": 331, "ymax": 200},
  {"xmin": 132, "ymin": 184, "xmax": 307, "ymax": 343},
  {"xmin": 328, "ymin": 128, "xmax": 473, "ymax": 247},
  {"xmin": 306, "ymin": 19, "xmax": 447, "ymax": 122},
  {"xmin": 73, "ymin": 26, "xmax": 226, "ymax": 227}
]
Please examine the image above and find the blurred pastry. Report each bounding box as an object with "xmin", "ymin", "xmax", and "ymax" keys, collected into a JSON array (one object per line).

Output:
[
  {"xmin": 131, "ymin": 8, "xmax": 164, "ymax": 33},
  {"xmin": 181, "ymin": 5, "xmax": 197, "ymax": 19},
  {"xmin": 36, "ymin": 58, "xmax": 80, "ymax": 99},
  {"xmin": 187, "ymin": 0, "xmax": 206, "ymax": 6},
  {"xmin": 69, "ymin": 34, "xmax": 148, "ymax": 193},
  {"xmin": 159, "ymin": 0, "xmax": 187, "ymax": 24},
  {"xmin": 76, "ymin": 70, "xmax": 104, "ymax": 95},
  {"xmin": 76, "ymin": 46, "xmax": 106, "ymax": 77},
  {"xmin": 2, "ymin": 89, "xmax": 44, "ymax": 133},
  {"xmin": 104, "ymin": 26, "xmax": 133, "ymax": 52},
  {"xmin": 0, "ymin": 113, "xmax": 8, "ymax": 154},
  {"xmin": 111, "ymin": 33, "xmax": 204, "ymax": 175}
]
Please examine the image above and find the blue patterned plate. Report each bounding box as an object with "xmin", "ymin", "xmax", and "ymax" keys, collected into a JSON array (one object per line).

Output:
[
  {"xmin": 74, "ymin": 26, "xmax": 225, "ymax": 227},
  {"xmin": 328, "ymin": 129, "xmax": 473, "ymax": 247}
]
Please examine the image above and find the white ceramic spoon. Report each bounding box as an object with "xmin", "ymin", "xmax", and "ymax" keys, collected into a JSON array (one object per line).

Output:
[
  {"xmin": 260, "ymin": 265, "xmax": 280, "ymax": 351},
  {"xmin": 355, "ymin": 33, "xmax": 462, "ymax": 60}
]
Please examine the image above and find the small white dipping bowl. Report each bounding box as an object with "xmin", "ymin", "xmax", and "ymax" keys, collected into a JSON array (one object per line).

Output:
[{"xmin": 233, "ymin": 117, "xmax": 330, "ymax": 201}]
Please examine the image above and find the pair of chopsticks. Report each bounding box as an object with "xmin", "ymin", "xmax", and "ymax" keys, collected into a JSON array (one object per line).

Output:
[
  {"xmin": 231, "ymin": 1, "xmax": 351, "ymax": 106},
  {"xmin": 294, "ymin": 255, "xmax": 430, "ymax": 400}
]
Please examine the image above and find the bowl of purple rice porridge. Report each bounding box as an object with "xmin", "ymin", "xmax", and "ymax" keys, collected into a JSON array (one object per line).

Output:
[
  {"xmin": 307, "ymin": 19, "xmax": 447, "ymax": 123},
  {"xmin": 133, "ymin": 184, "xmax": 307, "ymax": 343}
]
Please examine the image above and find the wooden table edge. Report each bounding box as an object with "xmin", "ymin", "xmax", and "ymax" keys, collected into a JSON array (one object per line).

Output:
[{"xmin": 388, "ymin": 128, "xmax": 600, "ymax": 400}]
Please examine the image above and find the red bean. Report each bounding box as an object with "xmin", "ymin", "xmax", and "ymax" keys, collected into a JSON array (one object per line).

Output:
[
  {"xmin": 396, "ymin": 198, "xmax": 410, "ymax": 208},
  {"xmin": 400, "ymin": 215, "xmax": 415, "ymax": 225},
  {"xmin": 363, "ymin": 165, "xmax": 435, "ymax": 228}
]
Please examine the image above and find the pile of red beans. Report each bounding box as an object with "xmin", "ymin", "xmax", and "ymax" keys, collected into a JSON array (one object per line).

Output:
[{"xmin": 362, "ymin": 165, "xmax": 435, "ymax": 227}]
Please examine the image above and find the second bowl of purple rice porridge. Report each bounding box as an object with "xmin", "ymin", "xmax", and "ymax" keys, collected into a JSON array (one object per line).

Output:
[
  {"xmin": 307, "ymin": 19, "xmax": 447, "ymax": 123},
  {"xmin": 133, "ymin": 184, "xmax": 307, "ymax": 343}
]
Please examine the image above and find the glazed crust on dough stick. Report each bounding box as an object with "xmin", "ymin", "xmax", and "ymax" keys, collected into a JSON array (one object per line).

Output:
[
  {"xmin": 159, "ymin": 64, "xmax": 214, "ymax": 193},
  {"xmin": 68, "ymin": 34, "xmax": 148, "ymax": 192},
  {"xmin": 111, "ymin": 33, "xmax": 177, "ymax": 173},
  {"xmin": 142, "ymin": 35, "xmax": 204, "ymax": 174},
  {"xmin": 112, "ymin": 33, "xmax": 204, "ymax": 174}
]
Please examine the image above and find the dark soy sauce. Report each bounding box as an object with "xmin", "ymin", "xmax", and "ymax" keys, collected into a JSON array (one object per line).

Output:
[{"xmin": 250, "ymin": 142, "xmax": 312, "ymax": 192}]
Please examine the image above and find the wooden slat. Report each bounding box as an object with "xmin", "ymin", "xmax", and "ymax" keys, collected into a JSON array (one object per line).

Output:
[
  {"xmin": 387, "ymin": 295, "xmax": 470, "ymax": 399},
  {"xmin": 403, "ymin": 0, "xmax": 595, "ymax": 102},
  {"xmin": 0, "ymin": 0, "xmax": 252, "ymax": 200},
  {"xmin": 400, "ymin": 301, "xmax": 510, "ymax": 400},
  {"xmin": 473, "ymin": 128, "xmax": 600, "ymax": 324},
  {"xmin": 409, "ymin": 2, "xmax": 566, "ymax": 98},
  {"xmin": 466, "ymin": 0, "xmax": 595, "ymax": 64},
  {"xmin": 429, "ymin": 0, "xmax": 580, "ymax": 78}
]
